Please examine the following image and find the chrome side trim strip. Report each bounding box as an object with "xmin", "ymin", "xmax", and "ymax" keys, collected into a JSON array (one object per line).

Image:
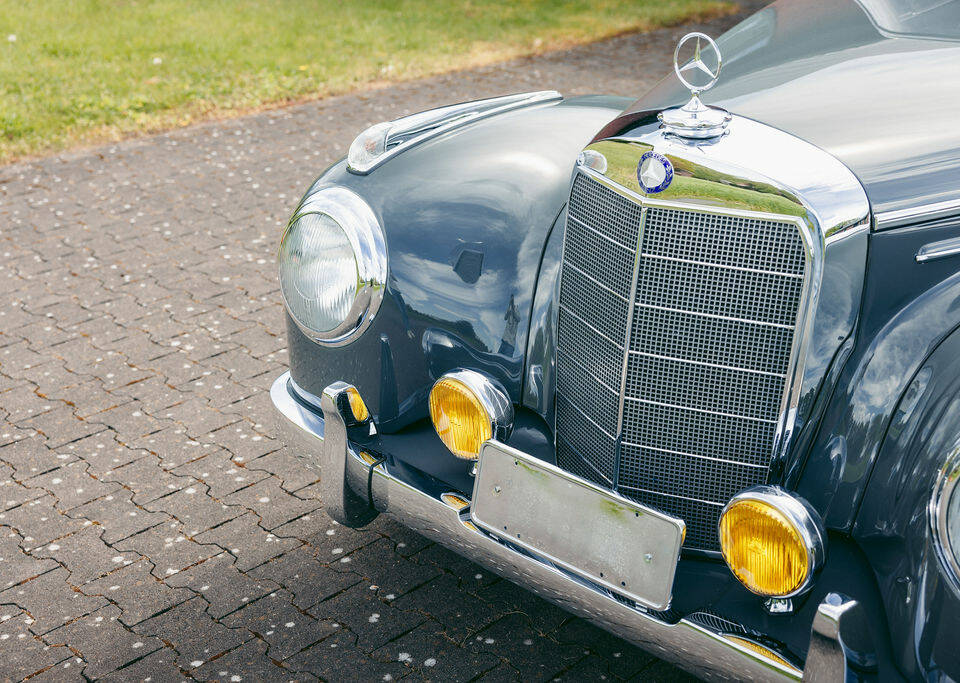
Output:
[
  {"xmin": 347, "ymin": 90, "xmax": 562, "ymax": 174},
  {"xmin": 916, "ymin": 235, "xmax": 960, "ymax": 263},
  {"xmin": 876, "ymin": 198, "xmax": 960, "ymax": 230}
]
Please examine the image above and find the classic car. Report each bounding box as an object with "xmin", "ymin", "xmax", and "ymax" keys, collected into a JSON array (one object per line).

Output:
[{"xmin": 271, "ymin": 0, "xmax": 960, "ymax": 679}]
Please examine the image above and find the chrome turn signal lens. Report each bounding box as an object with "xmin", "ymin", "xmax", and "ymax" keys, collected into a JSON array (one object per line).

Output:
[
  {"xmin": 719, "ymin": 486, "xmax": 825, "ymax": 598},
  {"xmin": 429, "ymin": 370, "xmax": 513, "ymax": 461}
]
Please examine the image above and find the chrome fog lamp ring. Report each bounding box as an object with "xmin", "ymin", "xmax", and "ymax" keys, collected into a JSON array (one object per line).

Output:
[
  {"xmin": 441, "ymin": 369, "xmax": 515, "ymax": 442},
  {"xmin": 279, "ymin": 186, "xmax": 387, "ymax": 347},
  {"xmin": 720, "ymin": 486, "xmax": 827, "ymax": 597},
  {"xmin": 930, "ymin": 443, "xmax": 960, "ymax": 598}
]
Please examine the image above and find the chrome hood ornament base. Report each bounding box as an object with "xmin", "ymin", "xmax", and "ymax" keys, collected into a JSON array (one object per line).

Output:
[{"xmin": 659, "ymin": 32, "xmax": 731, "ymax": 139}]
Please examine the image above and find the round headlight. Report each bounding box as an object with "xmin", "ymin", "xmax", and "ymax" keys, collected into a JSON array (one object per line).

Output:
[
  {"xmin": 719, "ymin": 486, "xmax": 825, "ymax": 598},
  {"xmin": 931, "ymin": 446, "xmax": 960, "ymax": 597},
  {"xmin": 278, "ymin": 187, "xmax": 386, "ymax": 346}
]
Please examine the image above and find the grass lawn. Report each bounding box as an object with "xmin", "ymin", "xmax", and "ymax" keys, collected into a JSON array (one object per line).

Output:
[{"xmin": 0, "ymin": 0, "xmax": 734, "ymax": 163}]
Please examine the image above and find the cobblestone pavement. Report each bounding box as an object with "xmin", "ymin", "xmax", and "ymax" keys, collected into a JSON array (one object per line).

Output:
[{"xmin": 0, "ymin": 7, "xmax": 760, "ymax": 682}]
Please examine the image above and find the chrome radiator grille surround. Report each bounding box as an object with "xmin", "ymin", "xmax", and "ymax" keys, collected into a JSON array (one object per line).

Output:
[{"xmin": 556, "ymin": 170, "xmax": 810, "ymax": 551}]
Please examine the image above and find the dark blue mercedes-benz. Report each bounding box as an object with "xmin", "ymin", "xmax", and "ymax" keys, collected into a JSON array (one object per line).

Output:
[{"xmin": 271, "ymin": 1, "xmax": 960, "ymax": 679}]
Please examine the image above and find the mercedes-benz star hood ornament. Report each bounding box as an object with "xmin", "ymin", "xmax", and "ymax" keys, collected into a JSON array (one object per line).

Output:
[{"xmin": 659, "ymin": 32, "xmax": 731, "ymax": 139}]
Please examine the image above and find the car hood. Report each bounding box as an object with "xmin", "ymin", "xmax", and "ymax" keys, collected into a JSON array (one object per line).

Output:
[{"xmin": 598, "ymin": 0, "xmax": 960, "ymax": 218}]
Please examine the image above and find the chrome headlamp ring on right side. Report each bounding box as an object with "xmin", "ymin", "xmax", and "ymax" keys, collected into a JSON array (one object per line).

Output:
[
  {"xmin": 930, "ymin": 442, "xmax": 960, "ymax": 598},
  {"xmin": 279, "ymin": 186, "xmax": 387, "ymax": 347}
]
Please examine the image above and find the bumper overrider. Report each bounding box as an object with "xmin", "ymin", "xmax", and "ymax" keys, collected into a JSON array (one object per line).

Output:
[{"xmin": 272, "ymin": 372, "xmax": 861, "ymax": 681}]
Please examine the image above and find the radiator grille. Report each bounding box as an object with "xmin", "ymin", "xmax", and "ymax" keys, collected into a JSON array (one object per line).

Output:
[{"xmin": 556, "ymin": 172, "xmax": 807, "ymax": 551}]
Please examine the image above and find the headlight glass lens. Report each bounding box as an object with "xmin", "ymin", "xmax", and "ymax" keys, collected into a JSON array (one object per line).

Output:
[
  {"xmin": 429, "ymin": 377, "xmax": 492, "ymax": 460},
  {"xmin": 719, "ymin": 498, "xmax": 808, "ymax": 597},
  {"xmin": 278, "ymin": 212, "xmax": 358, "ymax": 335}
]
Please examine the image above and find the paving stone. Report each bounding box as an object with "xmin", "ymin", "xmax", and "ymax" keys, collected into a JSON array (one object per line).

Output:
[
  {"xmin": 222, "ymin": 589, "xmax": 337, "ymax": 661},
  {"xmin": 473, "ymin": 578, "xmax": 570, "ymax": 635},
  {"xmin": 47, "ymin": 605, "xmax": 163, "ymax": 679},
  {"xmin": 0, "ymin": 465, "xmax": 47, "ymax": 511},
  {"xmin": 0, "ymin": 495, "xmax": 87, "ymax": 550},
  {"xmin": 0, "ymin": 433, "xmax": 70, "ymax": 480},
  {"xmin": 244, "ymin": 449, "xmax": 317, "ymax": 493},
  {"xmin": 68, "ymin": 490, "xmax": 171, "ymax": 544},
  {"xmin": 221, "ymin": 476, "xmax": 316, "ymax": 531},
  {"xmin": 0, "ymin": 567, "xmax": 107, "ymax": 635},
  {"xmin": 115, "ymin": 521, "xmax": 222, "ymax": 579},
  {"xmin": 101, "ymin": 457, "xmax": 190, "ymax": 504},
  {"xmin": 340, "ymin": 537, "xmax": 442, "ymax": 599},
  {"xmin": 172, "ymin": 448, "xmax": 270, "ymax": 499},
  {"xmin": 56, "ymin": 431, "xmax": 148, "ymax": 478},
  {"xmin": 392, "ymin": 573, "xmax": 506, "ymax": 643},
  {"xmin": 0, "ymin": 527, "xmax": 58, "ymax": 590},
  {"xmin": 273, "ymin": 510, "xmax": 375, "ymax": 559},
  {"xmin": 31, "ymin": 524, "xmax": 139, "ymax": 585},
  {"xmin": 472, "ymin": 614, "xmax": 582, "ymax": 682},
  {"xmin": 205, "ymin": 419, "xmax": 278, "ymax": 463},
  {"xmin": 130, "ymin": 425, "xmax": 218, "ymax": 470},
  {"xmin": 0, "ymin": 610, "xmax": 73, "ymax": 680},
  {"xmin": 309, "ymin": 585, "xmax": 425, "ymax": 652},
  {"xmin": 99, "ymin": 645, "xmax": 186, "ymax": 683},
  {"xmin": 194, "ymin": 512, "xmax": 299, "ymax": 571},
  {"xmin": 193, "ymin": 637, "xmax": 305, "ymax": 682},
  {"xmin": 20, "ymin": 406, "xmax": 107, "ymax": 449},
  {"xmin": 166, "ymin": 551, "xmax": 278, "ymax": 619},
  {"xmin": 83, "ymin": 559, "xmax": 193, "ymax": 626},
  {"xmin": 135, "ymin": 596, "xmax": 250, "ymax": 669},
  {"xmin": 285, "ymin": 628, "xmax": 405, "ymax": 682},
  {"xmin": 27, "ymin": 460, "xmax": 121, "ymax": 510},
  {"xmin": 159, "ymin": 397, "xmax": 241, "ymax": 440},
  {"xmin": 248, "ymin": 546, "xmax": 362, "ymax": 610},
  {"xmin": 554, "ymin": 618, "xmax": 657, "ymax": 679},
  {"xmin": 145, "ymin": 481, "xmax": 244, "ymax": 536},
  {"xmin": 371, "ymin": 621, "xmax": 501, "ymax": 681}
]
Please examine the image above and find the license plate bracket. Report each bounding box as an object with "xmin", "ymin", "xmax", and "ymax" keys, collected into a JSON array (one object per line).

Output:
[{"xmin": 470, "ymin": 441, "xmax": 685, "ymax": 610}]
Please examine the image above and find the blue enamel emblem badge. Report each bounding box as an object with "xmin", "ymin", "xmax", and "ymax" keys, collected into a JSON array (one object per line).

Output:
[{"xmin": 637, "ymin": 152, "xmax": 674, "ymax": 194}]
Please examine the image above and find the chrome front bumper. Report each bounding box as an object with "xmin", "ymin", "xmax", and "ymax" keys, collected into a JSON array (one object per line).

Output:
[{"xmin": 271, "ymin": 372, "xmax": 859, "ymax": 682}]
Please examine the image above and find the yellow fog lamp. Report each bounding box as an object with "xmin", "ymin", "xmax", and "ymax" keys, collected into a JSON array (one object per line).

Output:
[
  {"xmin": 429, "ymin": 370, "xmax": 513, "ymax": 460},
  {"xmin": 719, "ymin": 486, "xmax": 825, "ymax": 598}
]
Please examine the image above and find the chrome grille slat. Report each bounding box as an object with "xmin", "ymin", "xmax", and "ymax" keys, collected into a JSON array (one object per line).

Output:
[{"xmin": 556, "ymin": 171, "xmax": 807, "ymax": 551}]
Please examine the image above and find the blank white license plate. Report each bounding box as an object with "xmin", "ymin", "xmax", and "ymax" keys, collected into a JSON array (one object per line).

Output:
[{"xmin": 470, "ymin": 441, "xmax": 685, "ymax": 610}]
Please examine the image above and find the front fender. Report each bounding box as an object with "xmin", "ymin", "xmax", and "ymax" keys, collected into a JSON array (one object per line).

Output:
[
  {"xmin": 854, "ymin": 320, "xmax": 960, "ymax": 681},
  {"xmin": 286, "ymin": 95, "xmax": 631, "ymax": 431}
]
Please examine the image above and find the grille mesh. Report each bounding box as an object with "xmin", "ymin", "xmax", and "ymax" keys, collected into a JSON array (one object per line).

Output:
[{"xmin": 556, "ymin": 172, "xmax": 806, "ymax": 551}]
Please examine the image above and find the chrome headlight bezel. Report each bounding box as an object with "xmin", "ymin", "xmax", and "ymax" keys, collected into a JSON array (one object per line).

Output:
[
  {"xmin": 930, "ymin": 443, "xmax": 960, "ymax": 598},
  {"xmin": 278, "ymin": 186, "xmax": 387, "ymax": 347}
]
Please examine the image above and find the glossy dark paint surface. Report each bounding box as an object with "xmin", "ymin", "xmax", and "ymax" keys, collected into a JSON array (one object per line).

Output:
[
  {"xmin": 287, "ymin": 95, "xmax": 631, "ymax": 433},
  {"xmin": 600, "ymin": 0, "xmax": 960, "ymax": 218},
  {"xmin": 854, "ymin": 324, "xmax": 960, "ymax": 680},
  {"xmin": 800, "ymin": 215, "xmax": 960, "ymax": 530}
]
